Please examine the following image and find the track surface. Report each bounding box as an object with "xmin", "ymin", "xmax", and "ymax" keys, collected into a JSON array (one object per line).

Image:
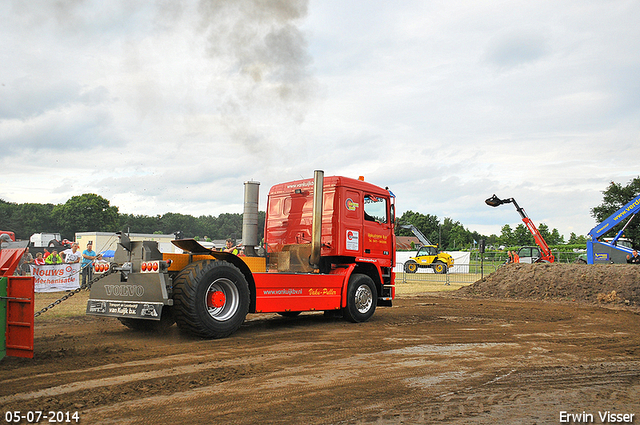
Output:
[{"xmin": 2, "ymin": 294, "xmax": 640, "ymax": 424}]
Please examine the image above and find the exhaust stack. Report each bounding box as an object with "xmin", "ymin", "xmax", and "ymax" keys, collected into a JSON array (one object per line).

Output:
[
  {"xmin": 310, "ymin": 170, "xmax": 324, "ymax": 268},
  {"xmin": 242, "ymin": 180, "xmax": 260, "ymax": 257}
]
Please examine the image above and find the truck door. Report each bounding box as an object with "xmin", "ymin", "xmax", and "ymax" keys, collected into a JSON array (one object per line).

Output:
[{"xmin": 362, "ymin": 194, "xmax": 392, "ymax": 260}]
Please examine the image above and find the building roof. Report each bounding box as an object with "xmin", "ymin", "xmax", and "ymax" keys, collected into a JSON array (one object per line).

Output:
[{"xmin": 396, "ymin": 236, "xmax": 421, "ymax": 251}]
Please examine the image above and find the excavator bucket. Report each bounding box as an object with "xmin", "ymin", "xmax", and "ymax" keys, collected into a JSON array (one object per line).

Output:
[{"xmin": 485, "ymin": 194, "xmax": 504, "ymax": 207}]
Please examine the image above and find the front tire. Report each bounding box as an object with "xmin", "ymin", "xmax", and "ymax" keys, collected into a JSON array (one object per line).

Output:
[
  {"xmin": 172, "ymin": 260, "xmax": 250, "ymax": 339},
  {"xmin": 433, "ymin": 261, "xmax": 447, "ymax": 274},
  {"xmin": 343, "ymin": 273, "xmax": 377, "ymax": 323}
]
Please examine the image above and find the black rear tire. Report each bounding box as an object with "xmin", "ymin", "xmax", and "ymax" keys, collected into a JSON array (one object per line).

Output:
[
  {"xmin": 172, "ymin": 260, "xmax": 250, "ymax": 339},
  {"xmin": 343, "ymin": 273, "xmax": 377, "ymax": 323}
]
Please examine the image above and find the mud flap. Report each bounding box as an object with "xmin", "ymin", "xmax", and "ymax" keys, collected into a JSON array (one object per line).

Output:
[
  {"xmin": 86, "ymin": 299, "xmax": 166, "ymax": 320},
  {"xmin": 1, "ymin": 276, "xmax": 35, "ymax": 359},
  {"xmin": 87, "ymin": 273, "xmax": 171, "ymax": 321}
]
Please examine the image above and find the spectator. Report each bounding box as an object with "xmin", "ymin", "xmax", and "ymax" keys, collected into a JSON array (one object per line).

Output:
[
  {"xmin": 223, "ymin": 238, "xmax": 241, "ymax": 255},
  {"xmin": 0, "ymin": 233, "xmax": 10, "ymax": 248},
  {"xmin": 62, "ymin": 242, "xmax": 83, "ymax": 264},
  {"xmin": 81, "ymin": 241, "xmax": 101, "ymax": 287},
  {"xmin": 19, "ymin": 247, "xmax": 34, "ymax": 276},
  {"xmin": 34, "ymin": 252, "xmax": 46, "ymax": 265},
  {"xmin": 627, "ymin": 250, "xmax": 640, "ymax": 264},
  {"xmin": 45, "ymin": 249, "xmax": 62, "ymax": 264}
]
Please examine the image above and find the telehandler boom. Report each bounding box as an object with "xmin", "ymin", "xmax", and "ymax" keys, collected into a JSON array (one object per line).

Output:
[{"xmin": 485, "ymin": 195, "xmax": 555, "ymax": 263}]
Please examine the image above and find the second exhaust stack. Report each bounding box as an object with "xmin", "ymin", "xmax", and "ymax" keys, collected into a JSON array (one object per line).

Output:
[{"xmin": 310, "ymin": 170, "xmax": 324, "ymax": 268}]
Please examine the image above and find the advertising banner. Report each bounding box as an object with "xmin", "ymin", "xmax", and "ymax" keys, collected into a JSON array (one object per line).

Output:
[{"xmin": 30, "ymin": 263, "xmax": 81, "ymax": 292}]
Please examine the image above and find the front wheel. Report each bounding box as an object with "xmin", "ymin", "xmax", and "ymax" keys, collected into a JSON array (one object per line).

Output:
[
  {"xmin": 433, "ymin": 261, "xmax": 447, "ymax": 274},
  {"xmin": 172, "ymin": 260, "xmax": 250, "ymax": 339},
  {"xmin": 343, "ymin": 273, "xmax": 377, "ymax": 323}
]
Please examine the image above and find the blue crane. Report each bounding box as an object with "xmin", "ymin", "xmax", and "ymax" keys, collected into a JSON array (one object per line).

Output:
[{"xmin": 586, "ymin": 193, "xmax": 640, "ymax": 264}]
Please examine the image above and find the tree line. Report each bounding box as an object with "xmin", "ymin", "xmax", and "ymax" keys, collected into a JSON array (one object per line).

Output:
[
  {"xmin": 2, "ymin": 177, "xmax": 638, "ymax": 249},
  {"xmin": 0, "ymin": 193, "xmax": 265, "ymax": 243}
]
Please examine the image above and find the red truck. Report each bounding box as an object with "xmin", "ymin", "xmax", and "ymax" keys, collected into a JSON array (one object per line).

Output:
[{"xmin": 87, "ymin": 171, "xmax": 396, "ymax": 338}]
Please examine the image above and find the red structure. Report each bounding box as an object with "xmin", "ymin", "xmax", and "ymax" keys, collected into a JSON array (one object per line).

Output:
[{"xmin": 0, "ymin": 245, "xmax": 34, "ymax": 359}]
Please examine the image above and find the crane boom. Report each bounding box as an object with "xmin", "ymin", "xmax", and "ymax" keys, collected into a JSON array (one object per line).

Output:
[
  {"xmin": 588, "ymin": 194, "xmax": 640, "ymax": 241},
  {"xmin": 485, "ymin": 195, "xmax": 555, "ymax": 263},
  {"xmin": 399, "ymin": 224, "xmax": 433, "ymax": 246},
  {"xmin": 585, "ymin": 193, "xmax": 640, "ymax": 264}
]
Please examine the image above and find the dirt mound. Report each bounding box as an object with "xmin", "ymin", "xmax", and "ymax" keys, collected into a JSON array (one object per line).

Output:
[{"xmin": 459, "ymin": 263, "xmax": 640, "ymax": 307}]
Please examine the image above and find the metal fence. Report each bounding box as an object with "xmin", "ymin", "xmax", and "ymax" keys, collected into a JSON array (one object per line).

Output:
[
  {"xmin": 397, "ymin": 250, "xmax": 585, "ymax": 286},
  {"xmin": 397, "ymin": 258, "xmax": 499, "ymax": 286},
  {"xmin": 477, "ymin": 250, "xmax": 585, "ymax": 264}
]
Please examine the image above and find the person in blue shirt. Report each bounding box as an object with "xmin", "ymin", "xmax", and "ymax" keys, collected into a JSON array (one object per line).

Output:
[{"xmin": 81, "ymin": 241, "xmax": 101, "ymax": 287}]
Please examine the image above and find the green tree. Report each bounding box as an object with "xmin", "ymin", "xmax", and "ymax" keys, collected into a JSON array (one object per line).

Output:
[
  {"xmin": 568, "ymin": 232, "xmax": 587, "ymax": 244},
  {"xmin": 158, "ymin": 213, "xmax": 200, "ymax": 237},
  {"xmin": 396, "ymin": 210, "xmax": 441, "ymax": 246},
  {"xmin": 538, "ymin": 223, "xmax": 551, "ymax": 244},
  {"xmin": 549, "ymin": 228, "xmax": 564, "ymax": 245},
  {"xmin": 52, "ymin": 194, "xmax": 119, "ymax": 239},
  {"xmin": 591, "ymin": 177, "xmax": 640, "ymax": 245},
  {"xmin": 499, "ymin": 224, "xmax": 514, "ymax": 247},
  {"xmin": 514, "ymin": 223, "xmax": 534, "ymax": 245},
  {"xmin": 118, "ymin": 214, "xmax": 162, "ymax": 234}
]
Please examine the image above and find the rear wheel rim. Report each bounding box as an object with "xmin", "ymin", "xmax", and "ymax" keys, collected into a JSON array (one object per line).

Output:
[
  {"xmin": 205, "ymin": 278, "xmax": 239, "ymax": 321},
  {"xmin": 354, "ymin": 284, "xmax": 373, "ymax": 314}
]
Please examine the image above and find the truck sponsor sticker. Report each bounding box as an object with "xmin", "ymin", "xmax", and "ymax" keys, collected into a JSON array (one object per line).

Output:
[
  {"xmin": 309, "ymin": 288, "xmax": 337, "ymax": 296},
  {"xmin": 345, "ymin": 198, "xmax": 359, "ymax": 211},
  {"xmin": 367, "ymin": 232, "xmax": 388, "ymax": 244},
  {"xmin": 86, "ymin": 300, "xmax": 163, "ymax": 319},
  {"xmin": 262, "ymin": 289, "xmax": 303, "ymax": 296},
  {"xmin": 346, "ymin": 230, "xmax": 359, "ymax": 251}
]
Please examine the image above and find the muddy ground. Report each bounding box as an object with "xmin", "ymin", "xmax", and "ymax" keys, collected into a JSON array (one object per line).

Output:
[{"xmin": 1, "ymin": 264, "xmax": 640, "ymax": 424}]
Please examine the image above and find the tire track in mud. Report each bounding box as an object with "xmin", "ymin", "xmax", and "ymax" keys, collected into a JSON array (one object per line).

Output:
[
  {"xmin": 70, "ymin": 342, "xmax": 602, "ymax": 424},
  {"xmin": 3, "ymin": 296, "xmax": 640, "ymax": 424}
]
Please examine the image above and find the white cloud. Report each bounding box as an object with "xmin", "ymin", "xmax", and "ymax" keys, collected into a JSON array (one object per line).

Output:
[{"xmin": 1, "ymin": 0, "xmax": 639, "ymax": 240}]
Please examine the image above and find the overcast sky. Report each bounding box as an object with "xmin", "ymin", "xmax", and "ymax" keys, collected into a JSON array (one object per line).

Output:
[{"xmin": 1, "ymin": 0, "xmax": 639, "ymax": 239}]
